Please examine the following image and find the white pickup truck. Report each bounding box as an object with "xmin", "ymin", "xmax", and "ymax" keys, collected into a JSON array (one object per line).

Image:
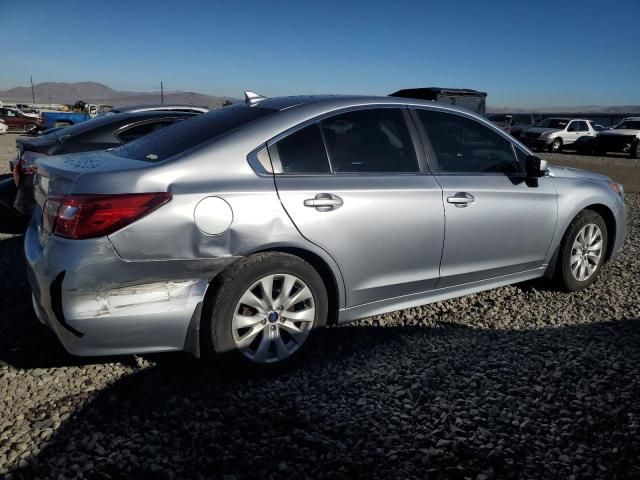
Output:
[
  {"xmin": 594, "ymin": 117, "xmax": 640, "ymax": 158},
  {"xmin": 520, "ymin": 118, "xmax": 598, "ymax": 153}
]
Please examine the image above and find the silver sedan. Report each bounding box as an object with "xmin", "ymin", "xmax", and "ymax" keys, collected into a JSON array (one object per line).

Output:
[{"xmin": 25, "ymin": 94, "xmax": 627, "ymax": 372}]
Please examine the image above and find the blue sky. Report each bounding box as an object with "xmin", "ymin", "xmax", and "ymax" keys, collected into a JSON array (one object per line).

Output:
[{"xmin": 0, "ymin": 0, "xmax": 638, "ymax": 107}]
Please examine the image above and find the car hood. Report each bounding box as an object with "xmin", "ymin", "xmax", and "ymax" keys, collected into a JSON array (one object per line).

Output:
[
  {"xmin": 547, "ymin": 165, "xmax": 611, "ymax": 182},
  {"xmin": 598, "ymin": 129, "xmax": 640, "ymax": 137},
  {"xmin": 526, "ymin": 127, "xmax": 560, "ymax": 135}
]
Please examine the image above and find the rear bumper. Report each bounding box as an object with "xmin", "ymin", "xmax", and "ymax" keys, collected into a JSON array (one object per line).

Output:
[{"xmin": 25, "ymin": 218, "xmax": 237, "ymax": 356}]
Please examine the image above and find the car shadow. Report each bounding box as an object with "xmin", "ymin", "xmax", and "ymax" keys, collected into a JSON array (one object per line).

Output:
[{"xmin": 5, "ymin": 319, "xmax": 640, "ymax": 479}]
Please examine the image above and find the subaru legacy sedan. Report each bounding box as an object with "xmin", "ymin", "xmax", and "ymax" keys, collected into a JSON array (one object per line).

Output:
[{"xmin": 26, "ymin": 94, "xmax": 627, "ymax": 372}]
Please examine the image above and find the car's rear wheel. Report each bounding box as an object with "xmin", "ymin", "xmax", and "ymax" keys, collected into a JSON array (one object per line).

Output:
[
  {"xmin": 204, "ymin": 252, "xmax": 328, "ymax": 374},
  {"xmin": 24, "ymin": 122, "xmax": 37, "ymax": 134},
  {"xmin": 549, "ymin": 138, "xmax": 563, "ymax": 153},
  {"xmin": 556, "ymin": 210, "xmax": 608, "ymax": 291},
  {"xmin": 632, "ymin": 141, "xmax": 640, "ymax": 159}
]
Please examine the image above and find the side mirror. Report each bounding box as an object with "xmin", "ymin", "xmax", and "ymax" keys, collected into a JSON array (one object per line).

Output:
[{"xmin": 525, "ymin": 155, "xmax": 547, "ymax": 177}]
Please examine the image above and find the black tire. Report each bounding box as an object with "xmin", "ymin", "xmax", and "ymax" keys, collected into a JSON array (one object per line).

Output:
[
  {"xmin": 631, "ymin": 141, "xmax": 640, "ymax": 159},
  {"xmin": 548, "ymin": 138, "xmax": 562, "ymax": 153},
  {"xmin": 202, "ymin": 252, "xmax": 328, "ymax": 374},
  {"xmin": 555, "ymin": 210, "xmax": 608, "ymax": 291},
  {"xmin": 24, "ymin": 122, "xmax": 37, "ymax": 134}
]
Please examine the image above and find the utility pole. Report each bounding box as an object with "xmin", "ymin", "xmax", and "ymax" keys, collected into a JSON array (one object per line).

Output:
[
  {"xmin": 30, "ymin": 75, "xmax": 36, "ymax": 106},
  {"xmin": 160, "ymin": 81, "xmax": 164, "ymax": 105}
]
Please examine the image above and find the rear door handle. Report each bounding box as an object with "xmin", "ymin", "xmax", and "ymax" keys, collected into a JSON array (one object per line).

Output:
[
  {"xmin": 447, "ymin": 192, "xmax": 475, "ymax": 208},
  {"xmin": 304, "ymin": 193, "xmax": 343, "ymax": 211}
]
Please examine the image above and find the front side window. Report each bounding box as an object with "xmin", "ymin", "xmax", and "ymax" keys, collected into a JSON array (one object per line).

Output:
[
  {"xmin": 320, "ymin": 108, "xmax": 418, "ymax": 173},
  {"xmin": 416, "ymin": 109, "xmax": 521, "ymax": 175}
]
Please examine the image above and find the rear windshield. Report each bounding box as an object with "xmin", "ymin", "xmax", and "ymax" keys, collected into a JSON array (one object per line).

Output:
[{"xmin": 112, "ymin": 106, "xmax": 276, "ymax": 162}]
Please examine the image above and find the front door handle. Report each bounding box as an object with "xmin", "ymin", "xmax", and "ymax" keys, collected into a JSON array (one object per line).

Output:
[
  {"xmin": 447, "ymin": 192, "xmax": 475, "ymax": 208},
  {"xmin": 304, "ymin": 193, "xmax": 343, "ymax": 211}
]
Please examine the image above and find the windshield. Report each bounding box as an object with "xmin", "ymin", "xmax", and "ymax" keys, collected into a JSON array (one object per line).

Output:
[
  {"xmin": 113, "ymin": 105, "xmax": 276, "ymax": 162},
  {"xmin": 539, "ymin": 118, "xmax": 568, "ymax": 129},
  {"xmin": 615, "ymin": 120, "xmax": 640, "ymax": 130}
]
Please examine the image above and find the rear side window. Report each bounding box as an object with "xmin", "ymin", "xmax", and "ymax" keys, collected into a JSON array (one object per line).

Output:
[
  {"xmin": 320, "ymin": 109, "xmax": 418, "ymax": 173},
  {"xmin": 416, "ymin": 109, "xmax": 521, "ymax": 175},
  {"xmin": 113, "ymin": 106, "xmax": 276, "ymax": 162},
  {"xmin": 272, "ymin": 124, "xmax": 330, "ymax": 174}
]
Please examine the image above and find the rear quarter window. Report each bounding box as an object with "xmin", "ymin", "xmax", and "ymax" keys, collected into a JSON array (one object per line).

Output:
[{"xmin": 113, "ymin": 106, "xmax": 276, "ymax": 162}]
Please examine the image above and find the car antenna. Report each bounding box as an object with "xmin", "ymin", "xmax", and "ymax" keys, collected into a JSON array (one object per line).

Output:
[{"xmin": 245, "ymin": 91, "xmax": 267, "ymax": 105}]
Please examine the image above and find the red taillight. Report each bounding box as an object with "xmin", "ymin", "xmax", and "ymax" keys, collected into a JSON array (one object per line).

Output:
[
  {"xmin": 20, "ymin": 151, "xmax": 42, "ymax": 175},
  {"xmin": 43, "ymin": 193, "xmax": 171, "ymax": 239}
]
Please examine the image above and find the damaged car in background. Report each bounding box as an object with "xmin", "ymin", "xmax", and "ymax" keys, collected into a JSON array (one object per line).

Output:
[{"xmin": 26, "ymin": 92, "xmax": 626, "ymax": 373}]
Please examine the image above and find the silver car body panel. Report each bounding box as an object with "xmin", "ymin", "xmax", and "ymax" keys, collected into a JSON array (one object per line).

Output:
[{"xmin": 25, "ymin": 95, "xmax": 627, "ymax": 357}]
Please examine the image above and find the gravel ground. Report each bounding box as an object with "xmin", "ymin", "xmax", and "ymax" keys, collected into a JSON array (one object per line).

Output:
[{"xmin": 1, "ymin": 133, "xmax": 640, "ymax": 479}]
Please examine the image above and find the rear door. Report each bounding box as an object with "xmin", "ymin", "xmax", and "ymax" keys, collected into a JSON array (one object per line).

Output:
[
  {"xmin": 412, "ymin": 108, "xmax": 557, "ymax": 287},
  {"xmin": 271, "ymin": 107, "xmax": 445, "ymax": 308}
]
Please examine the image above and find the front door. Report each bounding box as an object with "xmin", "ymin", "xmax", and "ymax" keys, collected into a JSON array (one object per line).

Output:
[
  {"xmin": 271, "ymin": 107, "xmax": 445, "ymax": 307},
  {"xmin": 413, "ymin": 108, "xmax": 557, "ymax": 287}
]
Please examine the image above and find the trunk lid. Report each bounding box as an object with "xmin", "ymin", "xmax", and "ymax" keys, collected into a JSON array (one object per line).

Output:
[{"xmin": 34, "ymin": 151, "xmax": 152, "ymax": 208}]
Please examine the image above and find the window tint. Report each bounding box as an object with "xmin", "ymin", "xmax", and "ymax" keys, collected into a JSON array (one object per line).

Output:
[
  {"xmin": 117, "ymin": 120, "xmax": 179, "ymax": 143},
  {"xmin": 113, "ymin": 106, "xmax": 276, "ymax": 162},
  {"xmin": 417, "ymin": 110, "xmax": 521, "ymax": 174},
  {"xmin": 567, "ymin": 121, "xmax": 579, "ymax": 132},
  {"xmin": 320, "ymin": 109, "xmax": 418, "ymax": 172},
  {"xmin": 575, "ymin": 121, "xmax": 588, "ymax": 132},
  {"xmin": 273, "ymin": 124, "xmax": 330, "ymax": 174}
]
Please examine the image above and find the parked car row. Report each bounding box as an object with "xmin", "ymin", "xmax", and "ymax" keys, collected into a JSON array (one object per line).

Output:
[
  {"xmin": 488, "ymin": 113, "xmax": 640, "ymax": 158},
  {"xmin": 0, "ymin": 91, "xmax": 626, "ymax": 373}
]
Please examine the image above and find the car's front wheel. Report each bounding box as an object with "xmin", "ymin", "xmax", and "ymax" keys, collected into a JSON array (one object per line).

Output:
[
  {"xmin": 632, "ymin": 141, "xmax": 640, "ymax": 159},
  {"xmin": 204, "ymin": 252, "xmax": 328, "ymax": 373},
  {"xmin": 556, "ymin": 210, "xmax": 608, "ymax": 291},
  {"xmin": 549, "ymin": 138, "xmax": 563, "ymax": 153}
]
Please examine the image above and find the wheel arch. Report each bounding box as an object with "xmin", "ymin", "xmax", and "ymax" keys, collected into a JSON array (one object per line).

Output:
[
  {"xmin": 248, "ymin": 246, "xmax": 342, "ymax": 326},
  {"xmin": 544, "ymin": 201, "xmax": 618, "ymax": 279},
  {"xmin": 583, "ymin": 203, "xmax": 617, "ymax": 261}
]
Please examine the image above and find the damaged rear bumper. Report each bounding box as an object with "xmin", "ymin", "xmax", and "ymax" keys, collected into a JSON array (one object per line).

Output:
[{"xmin": 25, "ymin": 221, "xmax": 238, "ymax": 357}]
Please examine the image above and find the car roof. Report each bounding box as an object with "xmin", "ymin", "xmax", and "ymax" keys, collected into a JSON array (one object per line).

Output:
[
  {"xmin": 254, "ymin": 94, "xmax": 482, "ymax": 116},
  {"xmin": 109, "ymin": 104, "xmax": 210, "ymax": 113}
]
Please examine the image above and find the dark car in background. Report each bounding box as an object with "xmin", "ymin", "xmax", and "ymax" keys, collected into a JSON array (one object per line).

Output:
[
  {"xmin": 389, "ymin": 88, "xmax": 488, "ymax": 115},
  {"xmin": 1, "ymin": 110, "xmax": 198, "ymax": 220},
  {"xmin": 487, "ymin": 113, "xmax": 540, "ymax": 139},
  {"xmin": 594, "ymin": 117, "xmax": 640, "ymax": 158}
]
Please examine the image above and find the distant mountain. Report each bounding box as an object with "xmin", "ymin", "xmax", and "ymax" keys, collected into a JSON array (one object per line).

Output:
[{"xmin": 0, "ymin": 81, "xmax": 235, "ymax": 108}]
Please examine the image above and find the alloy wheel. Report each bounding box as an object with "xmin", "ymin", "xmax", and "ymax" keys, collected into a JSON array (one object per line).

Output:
[
  {"xmin": 570, "ymin": 223, "xmax": 603, "ymax": 282},
  {"xmin": 231, "ymin": 274, "xmax": 315, "ymax": 363}
]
